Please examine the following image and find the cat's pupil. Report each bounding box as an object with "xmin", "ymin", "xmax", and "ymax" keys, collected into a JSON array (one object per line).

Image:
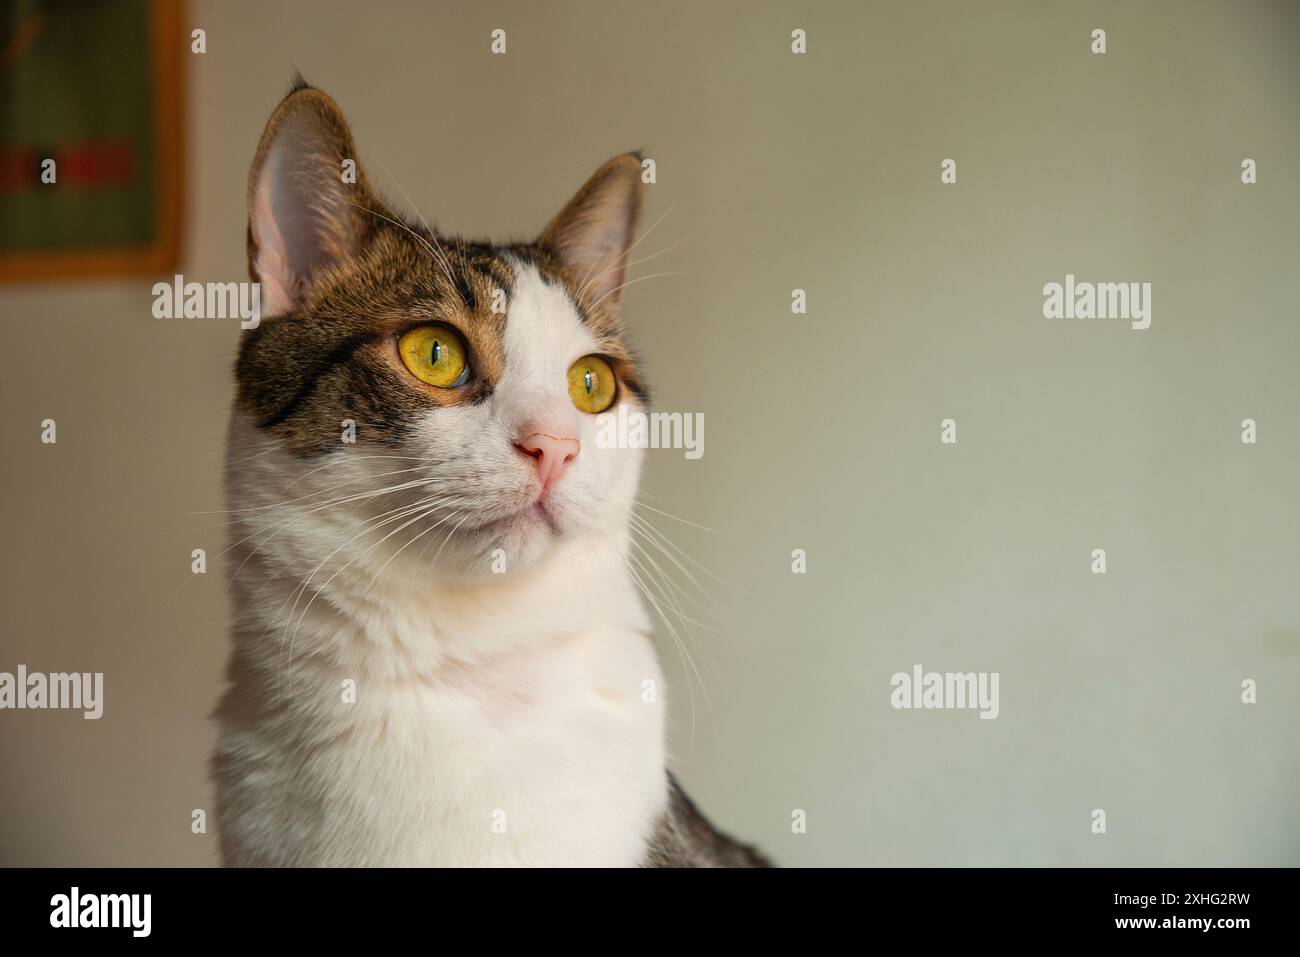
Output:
[
  {"xmin": 431, "ymin": 340, "xmax": 442, "ymax": 365},
  {"xmin": 584, "ymin": 369, "xmax": 594, "ymax": 394}
]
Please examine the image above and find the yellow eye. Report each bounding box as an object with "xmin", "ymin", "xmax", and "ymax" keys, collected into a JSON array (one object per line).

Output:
[
  {"xmin": 567, "ymin": 355, "xmax": 617, "ymax": 414},
  {"xmin": 398, "ymin": 325, "xmax": 469, "ymax": 388}
]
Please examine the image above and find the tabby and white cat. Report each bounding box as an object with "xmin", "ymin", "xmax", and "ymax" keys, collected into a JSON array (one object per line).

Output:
[{"xmin": 212, "ymin": 81, "xmax": 766, "ymax": 867}]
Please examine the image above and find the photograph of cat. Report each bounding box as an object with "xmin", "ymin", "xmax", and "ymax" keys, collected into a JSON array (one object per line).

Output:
[{"xmin": 212, "ymin": 81, "xmax": 767, "ymax": 867}]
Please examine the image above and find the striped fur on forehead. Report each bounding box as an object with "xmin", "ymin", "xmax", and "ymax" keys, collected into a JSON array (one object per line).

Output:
[{"xmin": 236, "ymin": 218, "xmax": 646, "ymax": 457}]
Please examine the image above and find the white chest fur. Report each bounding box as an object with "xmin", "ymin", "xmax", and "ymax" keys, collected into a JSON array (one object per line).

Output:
[{"xmin": 215, "ymin": 535, "xmax": 667, "ymax": 867}]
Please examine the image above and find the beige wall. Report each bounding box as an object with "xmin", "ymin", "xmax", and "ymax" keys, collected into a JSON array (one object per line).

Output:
[{"xmin": 2, "ymin": 0, "xmax": 1297, "ymax": 866}]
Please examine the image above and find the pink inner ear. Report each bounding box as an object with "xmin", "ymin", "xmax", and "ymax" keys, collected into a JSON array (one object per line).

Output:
[
  {"xmin": 544, "ymin": 157, "xmax": 642, "ymax": 306},
  {"xmin": 251, "ymin": 183, "xmax": 295, "ymax": 317},
  {"xmin": 251, "ymin": 126, "xmax": 345, "ymax": 318},
  {"xmin": 564, "ymin": 215, "xmax": 632, "ymax": 304}
]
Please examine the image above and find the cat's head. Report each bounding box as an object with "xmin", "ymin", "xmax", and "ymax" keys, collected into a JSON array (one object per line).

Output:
[{"xmin": 231, "ymin": 83, "xmax": 647, "ymax": 579}]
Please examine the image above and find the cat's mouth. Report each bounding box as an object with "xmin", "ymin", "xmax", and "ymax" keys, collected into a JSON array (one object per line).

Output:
[{"xmin": 470, "ymin": 498, "xmax": 562, "ymax": 537}]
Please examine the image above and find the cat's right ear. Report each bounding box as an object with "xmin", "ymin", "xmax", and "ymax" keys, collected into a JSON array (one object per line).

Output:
[{"xmin": 246, "ymin": 84, "xmax": 384, "ymax": 317}]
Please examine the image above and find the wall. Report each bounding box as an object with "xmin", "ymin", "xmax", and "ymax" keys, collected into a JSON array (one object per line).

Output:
[{"xmin": 1, "ymin": 0, "xmax": 1296, "ymax": 865}]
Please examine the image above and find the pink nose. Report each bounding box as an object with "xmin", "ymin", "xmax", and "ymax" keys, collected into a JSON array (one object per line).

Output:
[{"xmin": 515, "ymin": 432, "xmax": 580, "ymax": 492}]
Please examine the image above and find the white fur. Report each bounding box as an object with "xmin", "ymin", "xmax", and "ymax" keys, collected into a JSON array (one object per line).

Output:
[{"xmin": 215, "ymin": 264, "xmax": 666, "ymax": 866}]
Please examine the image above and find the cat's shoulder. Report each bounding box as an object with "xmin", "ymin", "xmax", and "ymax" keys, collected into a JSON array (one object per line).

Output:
[{"xmin": 642, "ymin": 772, "xmax": 772, "ymax": 868}]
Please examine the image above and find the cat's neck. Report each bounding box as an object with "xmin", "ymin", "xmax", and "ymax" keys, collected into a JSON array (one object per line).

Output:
[{"xmin": 227, "ymin": 526, "xmax": 649, "ymax": 688}]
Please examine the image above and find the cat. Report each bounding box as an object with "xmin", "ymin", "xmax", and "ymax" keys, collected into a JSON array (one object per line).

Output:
[{"xmin": 211, "ymin": 79, "xmax": 768, "ymax": 867}]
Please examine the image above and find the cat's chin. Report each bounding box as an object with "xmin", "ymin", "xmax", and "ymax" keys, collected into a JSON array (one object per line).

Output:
[{"xmin": 462, "ymin": 501, "xmax": 570, "ymax": 571}]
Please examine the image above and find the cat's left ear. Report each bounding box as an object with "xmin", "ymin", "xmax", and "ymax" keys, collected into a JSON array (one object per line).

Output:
[
  {"xmin": 246, "ymin": 84, "xmax": 387, "ymax": 317},
  {"xmin": 539, "ymin": 153, "xmax": 644, "ymax": 313}
]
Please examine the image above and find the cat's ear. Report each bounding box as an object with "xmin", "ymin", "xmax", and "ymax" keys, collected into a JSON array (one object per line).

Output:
[
  {"xmin": 246, "ymin": 83, "xmax": 384, "ymax": 316},
  {"xmin": 539, "ymin": 153, "xmax": 644, "ymax": 311}
]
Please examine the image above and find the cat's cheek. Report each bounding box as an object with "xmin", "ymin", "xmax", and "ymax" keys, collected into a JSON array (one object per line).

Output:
[
  {"xmin": 544, "ymin": 445, "xmax": 628, "ymax": 528},
  {"xmin": 583, "ymin": 438, "xmax": 643, "ymax": 513}
]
